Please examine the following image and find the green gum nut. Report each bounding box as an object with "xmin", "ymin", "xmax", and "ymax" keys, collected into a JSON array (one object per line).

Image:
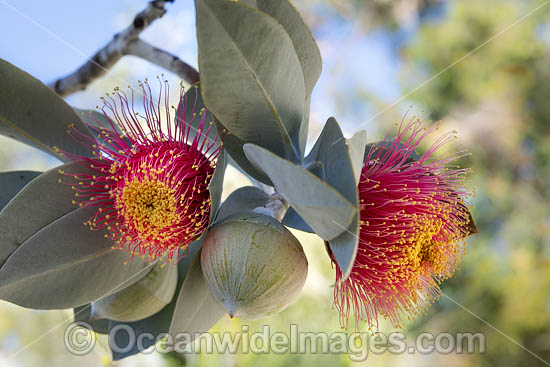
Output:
[
  {"xmin": 201, "ymin": 214, "xmax": 308, "ymax": 320},
  {"xmin": 90, "ymin": 261, "xmax": 177, "ymax": 322}
]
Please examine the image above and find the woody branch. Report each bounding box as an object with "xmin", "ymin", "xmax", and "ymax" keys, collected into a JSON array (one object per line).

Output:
[{"xmin": 48, "ymin": 0, "xmax": 199, "ymax": 96}]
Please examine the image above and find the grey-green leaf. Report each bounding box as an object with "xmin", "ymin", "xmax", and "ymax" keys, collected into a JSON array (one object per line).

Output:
[
  {"xmin": 299, "ymin": 97, "xmax": 313, "ymax": 157},
  {"xmin": 282, "ymin": 207, "xmax": 313, "ymax": 233},
  {"xmin": 0, "ymin": 160, "xmax": 149, "ymax": 309},
  {"xmin": 0, "ymin": 205, "xmax": 149, "ymax": 309},
  {"xmin": 328, "ymin": 212, "xmax": 360, "ymax": 281},
  {"xmin": 74, "ymin": 305, "xmax": 111, "ymax": 334},
  {"xmin": 73, "ymin": 108, "xmax": 114, "ymax": 132},
  {"xmin": 346, "ymin": 130, "xmax": 367, "ymax": 185},
  {"xmin": 177, "ymin": 85, "xmax": 272, "ymax": 184},
  {"xmin": 255, "ymin": 0, "xmax": 322, "ymax": 99},
  {"xmin": 175, "ymin": 84, "xmax": 220, "ymax": 152},
  {"xmin": 0, "ymin": 161, "xmax": 93, "ymax": 267},
  {"xmin": 0, "ymin": 58, "xmax": 95, "ymax": 161},
  {"xmin": 196, "ymin": 0, "xmax": 305, "ymax": 162},
  {"xmin": 304, "ymin": 117, "xmax": 359, "ymax": 206},
  {"xmin": 300, "ymin": 118, "xmax": 361, "ymax": 276},
  {"xmin": 106, "ymin": 238, "xmax": 204, "ymax": 361},
  {"xmin": 90, "ymin": 261, "xmax": 178, "ymax": 322},
  {"xmin": 208, "ymin": 148, "xmax": 226, "ymax": 225},
  {"xmin": 304, "ymin": 117, "xmax": 366, "ymax": 279},
  {"xmin": 243, "ymin": 143, "xmax": 356, "ymax": 240},
  {"xmin": 214, "ymin": 120, "xmax": 272, "ymax": 185},
  {"xmin": 215, "ymin": 186, "xmax": 272, "ymax": 223},
  {"xmin": 0, "ymin": 171, "xmax": 41, "ymax": 212},
  {"xmin": 169, "ymin": 249, "xmax": 225, "ymax": 342},
  {"xmin": 253, "ymin": 0, "xmax": 323, "ymax": 154}
]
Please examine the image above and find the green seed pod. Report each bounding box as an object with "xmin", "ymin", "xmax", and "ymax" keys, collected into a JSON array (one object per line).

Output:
[
  {"xmin": 201, "ymin": 214, "xmax": 308, "ymax": 319},
  {"xmin": 90, "ymin": 261, "xmax": 177, "ymax": 322}
]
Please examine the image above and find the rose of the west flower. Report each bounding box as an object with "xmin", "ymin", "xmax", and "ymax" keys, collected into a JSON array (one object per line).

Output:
[
  {"xmin": 58, "ymin": 80, "xmax": 220, "ymax": 262},
  {"xmin": 332, "ymin": 118, "xmax": 474, "ymax": 330}
]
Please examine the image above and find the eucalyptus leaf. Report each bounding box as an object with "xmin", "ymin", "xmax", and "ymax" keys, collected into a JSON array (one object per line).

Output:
[
  {"xmin": 196, "ymin": 0, "xmax": 305, "ymax": 163},
  {"xmin": 346, "ymin": 130, "xmax": 367, "ymax": 185},
  {"xmin": 282, "ymin": 207, "xmax": 313, "ymax": 233},
  {"xmin": 301, "ymin": 118, "xmax": 362, "ymax": 277},
  {"xmin": 0, "ymin": 205, "xmax": 149, "ymax": 309},
  {"xmin": 0, "ymin": 171, "xmax": 41, "ymax": 212},
  {"xmin": 215, "ymin": 186, "xmax": 272, "ymax": 223},
  {"xmin": 105, "ymin": 238, "xmax": 203, "ymax": 360},
  {"xmin": 208, "ymin": 148, "xmax": 226, "ymax": 225},
  {"xmin": 214, "ymin": 120, "xmax": 272, "ymax": 185},
  {"xmin": 168, "ymin": 249, "xmax": 225, "ymax": 345},
  {"xmin": 239, "ymin": 0, "xmax": 257, "ymax": 6},
  {"xmin": 328, "ymin": 212, "xmax": 359, "ymax": 281},
  {"xmin": 73, "ymin": 108, "xmax": 115, "ymax": 132},
  {"xmin": 255, "ymin": 0, "xmax": 322, "ymax": 100},
  {"xmin": 465, "ymin": 209, "xmax": 479, "ymax": 236},
  {"xmin": 243, "ymin": 143, "xmax": 356, "ymax": 240},
  {"xmin": 299, "ymin": 97, "xmax": 313, "ymax": 157},
  {"xmin": 177, "ymin": 84, "xmax": 272, "ymax": 184},
  {"xmin": 304, "ymin": 117, "xmax": 359, "ymax": 206},
  {"xmin": 74, "ymin": 305, "xmax": 110, "ymax": 334},
  {"xmin": 0, "ymin": 58, "xmax": 95, "ymax": 161},
  {"xmin": 91, "ymin": 262, "xmax": 178, "ymax": 322},
  {"xmin": 254, "ymin": 0, "xmax": 323, "ymax": 155},
  {"xmin": 175, "ymin": 84, "xmax": 220, "ymax": 152},
  {"xmin": 0, "ymin": 161, "xmax": 94, "ymax": 267},
  {"xmin": 0, "ymin": 160, "xmax": 149, "ymax": 309}
]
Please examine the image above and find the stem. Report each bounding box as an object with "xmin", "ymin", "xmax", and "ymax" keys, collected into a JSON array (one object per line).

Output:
[
  {"xmin": 125, "ymin": 40, "xmax": 199, "ymax": 83},
  {"xmin": 48, "ymin": 0, "xmax": 199, "ymax": 96},
  {"xmin": 251, "ymin": 179, "xmax": 289, "ymax": 221},
  {"xmin": 263, "ymin": 193, "xmax": 290, "ymax": 222}
]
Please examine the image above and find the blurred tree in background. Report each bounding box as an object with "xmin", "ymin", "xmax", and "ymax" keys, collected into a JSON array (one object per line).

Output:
[
  {"xmin": 301, "ymin": 0, "xmax": 443, "ymax": 30},
  {"xmin": 401, "ymin": 1, "xmax": 550, "ymax": 366}
]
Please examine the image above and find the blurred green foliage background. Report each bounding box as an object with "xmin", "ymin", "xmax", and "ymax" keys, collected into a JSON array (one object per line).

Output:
[{"xmin": 0, "ymin": 0, "xmax": 549, "ymax": 366}]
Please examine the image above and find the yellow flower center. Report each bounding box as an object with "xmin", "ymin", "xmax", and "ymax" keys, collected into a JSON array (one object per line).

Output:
[
  {"xmin": 405, "ymin": 219, "xmax": 444, "ymax": 271},
  {"xmin": 399, "ymin": 214, "xmax": 462, "ymax": 290},
  {"xmin": 117, "ymin": 177, "xmax": 179, "ymax": 240}
]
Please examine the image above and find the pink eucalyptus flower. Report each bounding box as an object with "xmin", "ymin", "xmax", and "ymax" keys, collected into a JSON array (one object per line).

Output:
[
  {"xmin": 59, "ymin": 80, "xmax": 220, "ymax": 262},
  {"xmin": 333, "ymin": 118, "xmax": 473, "ymax": 330}
]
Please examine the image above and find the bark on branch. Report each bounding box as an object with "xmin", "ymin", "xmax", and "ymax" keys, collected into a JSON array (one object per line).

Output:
[
  {"xmin": 48, "ymin": 0, "xmax": 198, "ymax": 96},
  {"xmin": 125, "ymin": 39, "xmax": 199, "ymax": 84}
]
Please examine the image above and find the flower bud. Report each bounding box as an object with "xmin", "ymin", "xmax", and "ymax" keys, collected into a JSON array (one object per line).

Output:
[
  {"xmin": 201, "ymin": 214, "xmax": 308, "ymax": 319},
  {"xmin": 90, "ymin": 261, "xmax": 177, "ymax": 322}
]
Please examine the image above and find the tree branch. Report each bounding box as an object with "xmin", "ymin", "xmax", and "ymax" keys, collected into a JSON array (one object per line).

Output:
[
  {"xmin": 48, "ymin": 0, "xmax": 198, "ymax": 96},
  {"xmin": 126, "ymin": 39, "xmax": 199, "ymax": 83}
]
